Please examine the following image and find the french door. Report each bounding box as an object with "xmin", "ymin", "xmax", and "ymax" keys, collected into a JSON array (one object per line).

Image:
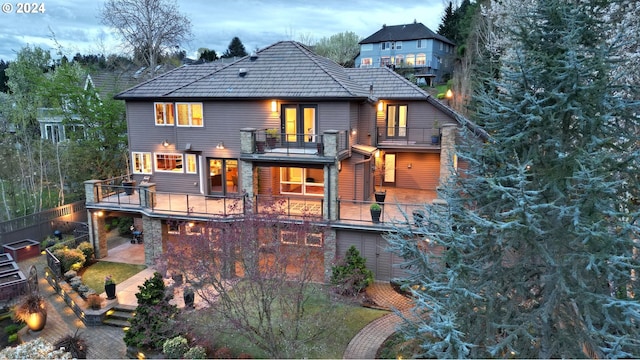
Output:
[
  {"xmin": 208, "ymin": 158, "xmax": 238, "ymax": 195},
  {"xmin": 282, "ymin": 104, "xmax": 317, "ymax": 147},
  {"xmin": 386, "ymin": 104, "xmax": 407, "ymax": 138}
]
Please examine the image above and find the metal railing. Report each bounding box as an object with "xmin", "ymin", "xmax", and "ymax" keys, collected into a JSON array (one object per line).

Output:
[{"xmin": 376, "ymin": 126, "xmax": 441, "ymax": 146}]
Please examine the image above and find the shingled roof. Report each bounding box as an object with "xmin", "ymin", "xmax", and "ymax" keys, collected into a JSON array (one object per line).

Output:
[
  {"xmin": 359, "ymin": 22, "xmax": 454, "ymax": 46},
  {"xmin": 115, "ymin": 41, "xmax": 378, "ymax": 100},
  {"xmin": 345, "ymin": 67, "xmax": 430, "ymax": 100}
]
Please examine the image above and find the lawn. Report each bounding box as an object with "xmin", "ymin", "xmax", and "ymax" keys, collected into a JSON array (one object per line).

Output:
[
  {"xmin": 80, "ymin": 261, "xmax": 147, "ymax": 293},
  {"xmin": 183, "ymin": 286, "xmax": 389, "ymax": 358}
]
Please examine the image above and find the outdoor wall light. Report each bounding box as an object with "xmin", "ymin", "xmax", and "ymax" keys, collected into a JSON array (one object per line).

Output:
[
  {"xmin": 377, "ymin": 101, "xmax": 384, "ymax": 112},
  {"xmin": 96, "ymin": 211, "xmax": 104, "ymax": 217},
  {"xmin": 216, "ymin": 142, "xmax": 225, "ymax": 149},
  {"xmin": 351, "ymin": 128, "xmax": 357, "ymax": 135},
  {"xmin": 162, "ymin": 139, "xmax": 170, "ymax": 147},
  {"xmin": 271, "ymin": 100, "xmax": 278, "ymax": 113}
]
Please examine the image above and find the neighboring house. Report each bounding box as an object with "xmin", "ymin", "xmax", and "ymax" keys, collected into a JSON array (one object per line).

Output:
[
  {"xmin": 84, "ymin": 41, "xmax": 484, "ymax": 282},
  {"xmin": 355, "ymin": 21, "xmax": 455, "ymax": 85}
]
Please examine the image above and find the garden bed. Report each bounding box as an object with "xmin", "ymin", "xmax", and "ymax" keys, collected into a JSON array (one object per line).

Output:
[{"xmin": 3, "ymin": 239, "xmax": 41, "ymax": 262}]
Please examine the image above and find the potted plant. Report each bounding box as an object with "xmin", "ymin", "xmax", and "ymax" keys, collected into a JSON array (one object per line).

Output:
[
  {"xmin": 370, "ymin": 203, "xmax": 382, "ymax": 223},
  {"xmin": 255, "ymin": 140, "xmax": 266, "ymax": 153},
  {"xmin": 122, "ymin": 153, "xmax": 136, "ymax": 195},
  {"xmin": 104, "ymin": 275, "xmax": 116, "ymax": 300},
  {"xmin": 15, "ymin": 293, "xmax": 47, "ymax": 331},
  {"xmin": 265, "ymin": 128, "xmax": 280, "ymax": 148},
  {"xmin": 183, "ymin": 285, "xmax": 195, "ymax": 309},
  {"xmin": 431, "ymin": 119, "xmax": 440, "ymax": 145}
]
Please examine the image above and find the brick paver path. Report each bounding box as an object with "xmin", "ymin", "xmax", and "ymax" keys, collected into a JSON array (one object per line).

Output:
[{"xmin": 343, "ymin": 282, "xmax": 413, "ymax": 359}]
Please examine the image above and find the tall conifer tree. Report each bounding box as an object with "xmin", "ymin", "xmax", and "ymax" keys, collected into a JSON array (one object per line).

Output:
[{"xmin": 387, "ymin": 0, "xmax": 640, "ymax": 358}]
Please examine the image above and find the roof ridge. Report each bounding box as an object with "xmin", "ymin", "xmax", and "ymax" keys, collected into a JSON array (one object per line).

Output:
[{"xmin": 291, "ymin": 41, "xmax": 367, "ymax": 98}]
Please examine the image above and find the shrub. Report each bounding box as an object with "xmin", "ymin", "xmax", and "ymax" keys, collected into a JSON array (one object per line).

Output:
[
  {"xmin": 4, "ymin": 323, "xmax": 23, "ymax": 335},
  {"xmin": 213, "ymin": 347, "xmax": 233, "ymax": 359},
  {"xmin": 163, "ymin": 336, "xmax": 189, "ymax": 359},
  {"xmin": 184, "ymin": 345, "xmax": 207, "ymax": 359},
  {"xmin": 76, "ymin": 242, "xmax": 94, "ymax": 261},
  {"xmin": 117, "ymin": 217, "xmax": 134, "ymax": 235},
  {"xmin": 53, "ymin": 248, "xmax": 86, "ymax": 273},
  {"xmin": 124, "ymin": 272, "xmax": 180, "ymax": 350},
  {"xmin": 53, "ymin": 330, "xmax": 88, "ymax": 359},
  {"xmin": 330, "ymin": 246, "xmax": 374, "ymax": 296},
  {"xmin": 70, "ymin": 263, "xmax": 83, "ymax": 272}
]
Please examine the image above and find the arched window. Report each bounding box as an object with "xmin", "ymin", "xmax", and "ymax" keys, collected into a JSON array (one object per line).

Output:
[{"xmin": 416, "ymin": 54, "xmax": 426, "ymax": 66}]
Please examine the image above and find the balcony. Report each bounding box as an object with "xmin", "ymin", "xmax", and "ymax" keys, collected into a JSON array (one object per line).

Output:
[
  {"xmin": 86, "ymin": 179, "xmax": 440, "ymax": 227},
  {"xmin": 376, "ymin": 127, "xmax": 441, "ymax": 149},
  {"xmin": 248, "ymin": 129, "xmax": 350, "ymax": 157}
]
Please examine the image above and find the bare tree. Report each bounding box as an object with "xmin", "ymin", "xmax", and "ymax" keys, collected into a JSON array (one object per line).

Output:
[
  {"xmin": 100, "ymin": 0, "xmax": 192, "ymax": 77},
  {"xmin": 314, "ymin": 31, "xmax": 361, "ymax": 67},
  {"xmin": 159, "ymin": 200, "xmax": 344, "ymax": 358}
]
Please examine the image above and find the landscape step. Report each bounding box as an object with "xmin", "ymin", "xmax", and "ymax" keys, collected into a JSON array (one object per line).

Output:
[{"xmin": 102, "ymin": 318, "xmax": 131, "ymax": 328}]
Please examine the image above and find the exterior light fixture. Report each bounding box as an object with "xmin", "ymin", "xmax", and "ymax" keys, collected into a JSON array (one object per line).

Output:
[
  {"xmin": 271, "ymin": 100, "xmax": 278, "ymax": 113},
  {"xmin": 377, "ymin": 101, "xmax": 384, "ymax": 112},
  {"xmin": 351, "ymin": 128, "xmax": 357, "ymax": 135},
  {"xmin": 216, "ymin": 142, "xmax": 225, "ymax": 149},
  {"xmin": 162, "ymin": 139, "xmax": 170, "ymax": 147},
  {"xmin": 445, "ymin": 89, "xmax": 453, "ymax": 106},
  {"xmin": 96, "ymin": 211, "xmax": 104, "ymax": 217}
]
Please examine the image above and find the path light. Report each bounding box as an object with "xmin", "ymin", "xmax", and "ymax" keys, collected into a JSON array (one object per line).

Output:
[{"xmin": 445, "ymin": 89, "xmax": 453, "ymax": 106}]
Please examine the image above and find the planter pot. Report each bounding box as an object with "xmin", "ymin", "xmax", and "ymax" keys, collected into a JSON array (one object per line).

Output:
[
  {"xmin": 25, "ymin": 311, "xmax": 47, "ymax": 332},
  {"xmin": 256, "ymin": 141, "xmax": 266, "ymax": 154},
  {"xmin": 374, "ymin": 191, "xmax": 386, "ymax": 204},
  {"xmin": 172, "ymin": 273, "xmax": 183, "ymax": 286},
  {"xmin": 105, "ymin": 283, "xmax": 116, "ymax": 300},
  {"xmin": 431, "ymin": 135, "xmax": 440, "ymax": 145},
  {"xmin": 183, "ymin": 290, "xmax": 195, "ymax": 308},
  {"xmin": 122, "ymin": 180, "xmax": 136, "ymax": 195},
  {"xmin": 370, "ymin": 208, "xmax": 381, "ymax": 223},
  {"xmin": 266, "ymin": 136, "xmax": 277, "ymax": 148}
]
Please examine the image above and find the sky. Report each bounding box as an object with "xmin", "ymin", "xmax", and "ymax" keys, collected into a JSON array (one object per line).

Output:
[{"xmin": 0, "ymin": 0, "xmax": 446, "ymax": 62}]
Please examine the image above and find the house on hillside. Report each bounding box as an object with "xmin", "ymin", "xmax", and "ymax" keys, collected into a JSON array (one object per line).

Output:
[
  {"xmin": 84, "ymin": 41, "xmax": 484, "ymax": 282},
  {"xmin": 355, "ymin": 21, "xmax": 455, "ymax": 85}
]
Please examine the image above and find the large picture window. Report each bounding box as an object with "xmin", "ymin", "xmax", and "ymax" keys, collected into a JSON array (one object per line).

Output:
[
  {"xmin": 155, "ymin": 153, "xmax": 184, "ymax": 172},
  {"xmin": 280, "ymin": 167, "xmax": 324, "ymax": 196},
  {"xmin": 416, "ymin": 54, "xmax": 426, "ymax": 66},
  {"xmin": 176, "ymin": 103, "xmax": 203, "ymax": 127},
  {"xmin": 133, "ymin": 152, "xmax": 152, "ymax": 174},
  {"xmin": 154, "ymin": 103, "xmax": 175, "ymax": 125}
]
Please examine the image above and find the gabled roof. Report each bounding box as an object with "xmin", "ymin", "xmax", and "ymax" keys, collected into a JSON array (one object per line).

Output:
[
  {"xmin": 359, "ymin": 22, "xmax": 454, "ymax": 46},
  {"xmin": 115, "ymin": 41, "xmax": 373, "ymax": 100},
  {"xmin": 345, "ymin": 67, "xmax": 430, "ymax": 100}
]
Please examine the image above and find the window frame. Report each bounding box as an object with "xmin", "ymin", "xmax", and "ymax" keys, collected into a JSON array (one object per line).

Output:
[
  {"xmin": 176, "ymin": 102, "xmax": 204, "ymax": 127},
  {"xmin": 417, "ymin": 39, "xmax": 426, "ymax": 49},
  {"xmin": 186, "ymin": 153, "xmax": 197, "ymax": 174},
  {"xmin": 132, "ymin": 152, "xmax": 152, "ymax": 174},
  {"xmin": 154, "ymin": 153, "xmax": 184, "ymax": 173},
  {"xmin": 154, "ymin": 102, "xmax": 175, "ymax": 126}
]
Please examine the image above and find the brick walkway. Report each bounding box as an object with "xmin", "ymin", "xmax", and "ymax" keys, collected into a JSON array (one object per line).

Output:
[{"xmin": 343, "ymin": 282, "xmax": 413, "ymax": 359}]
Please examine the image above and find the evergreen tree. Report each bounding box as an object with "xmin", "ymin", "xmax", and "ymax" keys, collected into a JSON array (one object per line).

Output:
[
  {"xmin": 0, "ymin": 60, "xmax": 10, "ymax": 93},
  {"xmin": 198, "ymin": 48, "xmax": 218, "ymax": 62},
  {"xmin": 437, "ymin": 1, "xmax": 456, "ymax": 41},
  {"xmin": 222, "ymin": 37, "xmax": 248, "ymax": 59},
  {"xmin": 387, "ymin": 0, "xmax": 640, "ymax": 358}
]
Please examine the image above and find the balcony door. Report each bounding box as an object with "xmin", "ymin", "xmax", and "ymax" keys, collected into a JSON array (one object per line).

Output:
[
  {"xmin": 283, "ymin": 104, "xmax": 317, "ymax": 147},
  {"xmin": 386, "ymin": 104, "xmax": 407, "ymax": 139},
  {"xmin": 208, "ymin": 158, "xmax": 238, "ymax": 195}
]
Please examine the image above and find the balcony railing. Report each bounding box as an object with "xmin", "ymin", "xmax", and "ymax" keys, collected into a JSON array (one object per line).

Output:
[
  {"xmin": 253, "ymin": 130, "xmax": 350, "ymax": 156},
  {"xmin": 376, "ymin": 127, "xmax": 441, "ymax": 146}
]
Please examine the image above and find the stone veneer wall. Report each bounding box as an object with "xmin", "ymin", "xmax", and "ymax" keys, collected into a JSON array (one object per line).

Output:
[
  {"xmin": 142, "ymin": 215, "xmax": 165, "ymax": 267},
  {"xmin": 323, "ymin": 229, "xmax": 337, "ymax": 283},
  {"xmin": 439, "ymin": 124, "xmax": 457, "ymax": 188}
]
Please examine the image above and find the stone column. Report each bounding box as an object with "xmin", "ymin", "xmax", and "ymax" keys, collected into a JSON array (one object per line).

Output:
[
  {"xmin": 240, "ymin": 128, "xmax": 257, "ymax": 154},
  {"xmin": 439, "ymin": 124, "xmax": 457, "ymax": 189},
  {"xmin": 88, "ymin": 211, "xmax": 108, "ymax": 259},
  {"xmin": 138, "ymin": 182, "xmax": 156, "ymax": 209},
  {"xmin": 142, "ymin": 215, "xmax": 165, "ymax": 267},
  {"xmin": 322, "ymin": 130, "xmax": 340, "ymax": 221},
  {"xmin": 84, "ymin": 180, "xmax": 102, "ymax": 204},
  {"xmin": 323, "ymin": 229, "xmax": 337, "ymax": 283}
]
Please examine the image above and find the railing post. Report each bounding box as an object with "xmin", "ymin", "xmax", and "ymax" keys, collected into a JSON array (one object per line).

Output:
[
  {"xmin": 139, "ymin": 182, "xmax": 156, "ymax": 209},
  {"xmin": 84, "ymin": 180, "xmax": 102, "ymax": 204}
]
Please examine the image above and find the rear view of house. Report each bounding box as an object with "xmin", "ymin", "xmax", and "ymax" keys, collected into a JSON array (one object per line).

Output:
[{"xmin": 85, "ymin": 41, "xmax": 478, "ymax": 281}]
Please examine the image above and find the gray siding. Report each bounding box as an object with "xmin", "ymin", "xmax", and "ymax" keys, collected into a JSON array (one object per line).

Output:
[
  {"xmin": 338, "ymin": 152, "xmax": 373, "ymax": 201},
  {"xmin": 376, "ymin": 100, "xmax": 457, "ymax": 131},
  {"xmin": 394, "ymin": 152, "xmax": 440, "ymax": 190},
  {"xmin": 336, "ymin": 229, "xmax": 407, "ymax": 281}
]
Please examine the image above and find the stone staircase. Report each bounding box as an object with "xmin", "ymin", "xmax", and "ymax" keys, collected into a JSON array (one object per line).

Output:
[{"xmin": 102, "ymin": 304, "xmax": 136, "ymax": 328}]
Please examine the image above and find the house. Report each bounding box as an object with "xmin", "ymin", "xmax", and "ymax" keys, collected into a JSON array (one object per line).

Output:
[
  {"xmin": 84, "ymin": 41, "xmax": 483, "ymax": 282},
  {"xmin": 354, "ymin": 21, "xmax": 455, "ymax": 85}
]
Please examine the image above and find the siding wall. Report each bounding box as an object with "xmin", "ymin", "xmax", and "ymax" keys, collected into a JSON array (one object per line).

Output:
[
  {"xmin": 376, "ymin": 100, "xmax": 457, "ymax": 132},
  {"xmin": 393, "ymin": 152, "xmax": 440, "ymax": 190},
  {"xmin": 336, "ymin": 230, "xmax": 407, "ymax": 281}
]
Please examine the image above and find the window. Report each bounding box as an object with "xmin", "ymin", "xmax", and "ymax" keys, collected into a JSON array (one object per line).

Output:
[
  {"xmin": 155, "ymin": 153, "xmax": 184, "ymax": 172},
  {"xmin": 395, "ymin": 55, "xmax": 404, "ymax": 65},
  {"xmin": 154, "ymin": 103, "xmax": 175, "ymax": 125},
  {"xmin": 417, "ymin": 39, "xmax": 426, "ymax": 48},
  {"xmin": 133, "ymin": 152, "xmax": 152, "ymax": 174},
  {"xmin": 176, "ymin": 103, "xmax": 203, "ymax": 127},
  {"xmin": 405, "ymin": 54, "xmax": 415, "ymax": 66},
  {"xmin": 280, "ymin": 167, "xmax": 324, "ymax": 196},
  {"xmin": 361, "ymin": 58, "xmax": 373, "ymax": 67},
  {"xmin": 386, "ymin": 104, "xmax": 408, "ymax": 138},
  {"xmin": 305, "ymin": 233, "xmax": 323, "ymax": 247},
  {"xmin": 394, "ymin": 41, "xmax": 402, "ymax": 50},
  {"xmin": 416, "ymin": 54, "xmax": 426, "ymax": 66},
  {"xmin": 440, "ymin": 42, "xmax": 443, "ymax": 50},
  {"xmin": 186, "ymin": 154, "xmax": 197, "ymax": 174},
  {"xmin": 381, "ymin": 42, "xmax": 391, "ymax": 50},
  {"xmin": 381, "ymin": 57, "xmax": 391, "ymax": 67},
  {"xmin": 280, "ymin": 230, "xmax": 323, "ymax": 247}
]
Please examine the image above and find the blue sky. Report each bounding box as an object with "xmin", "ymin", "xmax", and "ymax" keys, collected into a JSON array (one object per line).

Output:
[{"xmin": 0, "ymin": 0, "xmax": 446, "ymax": 61}]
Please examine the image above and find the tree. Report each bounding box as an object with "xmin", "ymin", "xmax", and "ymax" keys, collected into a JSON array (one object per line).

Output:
[
  {"xmin": 159, "ymin": 200, "xmax": 343, "ymax": 358},
  {"xmin": 387, "ymin": 0, "xmax": 640, "ymax": 358},
  {"xmin": 313, "ymin": 31, "xmax": 361, "ymax": 67},
  {"xmin": 100, "ymin": 0, "xmax": 192, "ymax": 77},
  {"xmin": 0, "ymin": 59, "xmax": 10, "ymax": 93},
  {"xmin": 437, "ymin": 1, "xmax": 457, "ymax": 42},
  {"xmin": 197, "ymin": 48, "xmax": 218, "ymax": 62},
  {"xmin": 221, "ymin": 37, "xmax": 248, "ymax": 59}
]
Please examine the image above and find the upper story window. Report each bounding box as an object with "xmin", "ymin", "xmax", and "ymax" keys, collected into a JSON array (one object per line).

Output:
[
  {"xmin": 361, "ymin": 44, "xmax": 373, "ymax": 51},
  {"xmin": 176, "ymin": 103, "xmax": 203, "ymax": 127},
  {"xmin": 155, "ymin": 103, "xmax": 175, "ymax": 126},
  {"xmin": 439, "ymin": 42, "xmax": 444, "ymax": 51},
  {"xmin": 361, "ymin": 58, "xmax": 373, "ymax": 67},
  {"xmin": 394, "ymin": 41, "xmax": 402, "ymax": 50},
  {"xmin": 381, "ymin": 42, "xmax": 391, "ymax": 51},
  {"xmin": 133, "ymin": 152, "xmax": 152, "ymax": 174},
  {"xmin": 417, "ymin": 39, "xmax": 426, "ymax": 49},
  {"xmin": 381, "ymin": 41, "xmax": 401, "ymax": 50},
  {"xmin": 155, "ymin": 153, "xmax": 184, "ymax": 172}
]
